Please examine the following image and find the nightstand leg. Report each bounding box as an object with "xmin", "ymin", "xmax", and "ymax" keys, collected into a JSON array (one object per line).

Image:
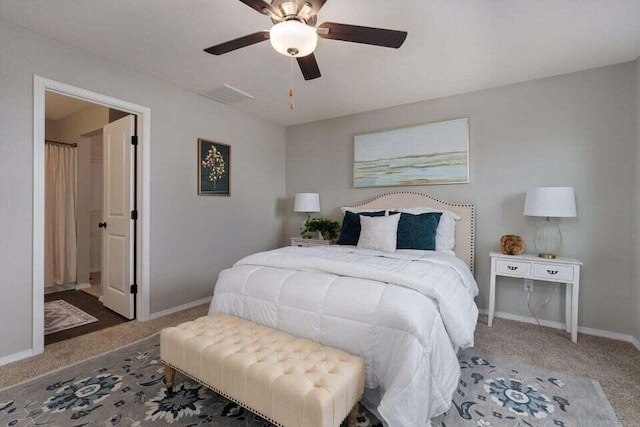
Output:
[
  {"xmin": 571, "ymin": 275, "xmax": 580, "ymax": 343},
  {"xmin": 565, "ymin": 283, "xmax": 571, "ymax": 333},
  {"xmin": 488, "ymin": 260, "xmax": 496, "ymax": 327}
]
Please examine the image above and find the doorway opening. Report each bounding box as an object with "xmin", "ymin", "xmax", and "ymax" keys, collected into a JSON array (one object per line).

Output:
[
  {"xmin": 43, "ymin": 92, "xmax": 134, "ymax": 344},
  {"xmin": 33, "ymin": 76, "xmax": 151, "ymax": 357}
]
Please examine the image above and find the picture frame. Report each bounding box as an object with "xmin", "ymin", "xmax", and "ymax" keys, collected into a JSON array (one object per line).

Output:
[
  {"xmin": 198, "ymin": 138, "xmax": 231, "ymax": 196},
  {"xmin": 353, "ymin": 118, "xmax": 469, "ymax": 188}
]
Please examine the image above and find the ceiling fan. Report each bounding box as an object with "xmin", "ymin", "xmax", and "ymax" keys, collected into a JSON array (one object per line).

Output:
[{"xmin": 204, "ymin": 0, "xmax": 408, "ymax": 81}]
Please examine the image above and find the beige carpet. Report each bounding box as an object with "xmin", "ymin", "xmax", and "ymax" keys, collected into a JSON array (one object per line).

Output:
[
  {"xmin": 1, "ymin": 308, "xmax": 638, "ymax": 426},
  {"xmin": 0, "ymin": 304, "xmax": 208, "ymax": 390}
]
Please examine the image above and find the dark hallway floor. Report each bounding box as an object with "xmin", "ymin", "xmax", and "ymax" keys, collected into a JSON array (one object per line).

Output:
[{"xmin": 44, "ymin": 290, "xmax": 129, "ymax": 345}]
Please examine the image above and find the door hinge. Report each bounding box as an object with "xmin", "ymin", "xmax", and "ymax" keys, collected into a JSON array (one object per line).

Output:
[
  {"xmin": 130, "ymin": 284, "xmax": 138, "ymax": 294},
  {"xmin": 131, "ymin": 135, "xmax": 138, "ymax": 146},
  {"xmin": 130, "ymin": 210, "xmax": 138, "ymax": 220}
]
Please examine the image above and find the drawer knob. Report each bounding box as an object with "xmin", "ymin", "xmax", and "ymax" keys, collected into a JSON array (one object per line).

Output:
[
  {"xmin": 547, "ymin": 270, "xmax": 559, "ymax": 275},
  {"xmin": 507, "ymin": 265, "xmax": 518, "ymax": 271}
]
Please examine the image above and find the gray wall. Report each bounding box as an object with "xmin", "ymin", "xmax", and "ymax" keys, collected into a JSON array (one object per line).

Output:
[
  {"xmin": 0, "ymin": 18, "xmax": 286, "ymax": 359},
  {"xmin": 286, "ymin": 62, "xmax": 637, "ymax": 335},
  {"xmin": 635, "ymin": 57, "xmax": 640, "ymax": 342}
]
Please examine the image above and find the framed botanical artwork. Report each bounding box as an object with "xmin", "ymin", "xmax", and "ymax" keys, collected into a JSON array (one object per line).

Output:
[
  {"xmin": 198, "ymin": 138, "xmax": 230, "ymax": 196},
  {"xmin": 353, "ymin": 118, "xmax": 469, "ymax": 188}
]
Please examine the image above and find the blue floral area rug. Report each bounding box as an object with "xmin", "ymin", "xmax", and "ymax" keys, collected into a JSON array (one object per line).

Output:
[
  {"xmin": 431, "ymin": 352, "xmax": 621, "ymax": 427},
  {"xmin": 0, "ymin": 335, "xmax": 620, "ymax": 426}
]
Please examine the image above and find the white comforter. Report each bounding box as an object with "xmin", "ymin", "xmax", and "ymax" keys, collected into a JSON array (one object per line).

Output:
[{"xmin": 209, "ymin": 246, "xmax": 479, "ymax": 426}]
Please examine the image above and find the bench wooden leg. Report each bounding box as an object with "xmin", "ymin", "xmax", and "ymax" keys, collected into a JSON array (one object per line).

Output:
[
  {"xmin": 164, "ymin": 365, "xmax": 176, "ymax": 396},
  {"xmin": 347, "ymin": 403, "xmax": 359, "ymax": 426}
]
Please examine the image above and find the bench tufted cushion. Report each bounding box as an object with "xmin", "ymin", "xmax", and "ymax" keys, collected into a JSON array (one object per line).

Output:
[{"xmin": 160, "ymin": 314, "xmax": 365, "ymax": 427}]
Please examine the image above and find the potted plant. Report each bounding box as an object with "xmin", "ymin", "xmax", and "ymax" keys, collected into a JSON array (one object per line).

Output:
[{"xmin": 301, "ymin": 217, "xmax": 341, "ymax": 241}]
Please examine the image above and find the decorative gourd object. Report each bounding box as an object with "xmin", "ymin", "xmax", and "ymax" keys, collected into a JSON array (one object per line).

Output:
[{"xmin": 500, "ymin": 235, "xmax": 525, "ymax": 255}]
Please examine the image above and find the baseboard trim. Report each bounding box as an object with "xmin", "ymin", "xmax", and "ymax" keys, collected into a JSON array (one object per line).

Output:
[
  {"xmin": 480, "ymin": 309, "xmax": 639, "ymax": 348},
  {"xmin": 0, "ymin": 349, "xmax": 36, "ymax": 367},
  {"xmin": 75, "ymin": 283, "xmax": 91, "ymax": 290},
  {"xmin": 148, "ymin": 297, "xmax": 211, "ymax": 320}
]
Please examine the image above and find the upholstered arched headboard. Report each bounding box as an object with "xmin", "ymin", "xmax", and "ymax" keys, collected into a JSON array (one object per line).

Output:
[{"xmin": 347, "ymin": 192, "xmax": 475, "ymax": 273}]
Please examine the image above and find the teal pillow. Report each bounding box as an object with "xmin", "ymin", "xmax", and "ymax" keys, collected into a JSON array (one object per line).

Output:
[
  {"xmin": 393, "ymin": 212, "xmax": 442, "ymax": 250},
  {"xmin": 336, "ymin": 211, "xmax": 386, "ymax": 245}
]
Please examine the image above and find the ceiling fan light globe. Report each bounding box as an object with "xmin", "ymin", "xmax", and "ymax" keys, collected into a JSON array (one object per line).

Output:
[{"xmin": 270, "ymin": 20, "xmax": 318, "ymax": 57}]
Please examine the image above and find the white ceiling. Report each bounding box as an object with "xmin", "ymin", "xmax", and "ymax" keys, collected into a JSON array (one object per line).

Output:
[
  {"xmin": 45, "ymin": 91, "xmax": 93, "ymax": 121},
  {"xmin": 3, "ymin": 1, "xmax": 640, "ymax": 126}
]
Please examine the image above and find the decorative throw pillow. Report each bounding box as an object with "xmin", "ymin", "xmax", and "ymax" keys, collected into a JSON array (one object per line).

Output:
[
  {"xmin": 397, "ymin": 208, "xmax": 459, "ymax": 251},
  {"xmin": 393, "ymin": 212, "xmax": 442, "ymax": 250},
  {"xmin": 336, "ymin": 210, "xmax": 386, "ymax": 245},
  {"xmin": 357, "ymin": 214, "xmax": 401, "ymax": 252}
]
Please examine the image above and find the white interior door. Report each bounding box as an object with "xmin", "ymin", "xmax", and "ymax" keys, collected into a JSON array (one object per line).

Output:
[{"xmin": 101, "ymin": 115, "xmax": 135, "ymax": 319}]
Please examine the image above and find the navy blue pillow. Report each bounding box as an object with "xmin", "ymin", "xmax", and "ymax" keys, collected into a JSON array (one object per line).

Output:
[
  {"xmin": 393, "ymin": 212, "xmax": 442, "ymax": 250},
  {"xmin": 336, "ymin": 211, "xmax": 387, "ymax": 245}
]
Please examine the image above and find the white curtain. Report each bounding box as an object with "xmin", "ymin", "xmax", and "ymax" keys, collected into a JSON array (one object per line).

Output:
[{"xmin": 45, "ymin": 143, "xmax": 77, "ymax": 287}]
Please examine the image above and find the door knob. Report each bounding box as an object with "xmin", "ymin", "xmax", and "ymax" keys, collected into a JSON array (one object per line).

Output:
[{"xmin": 98, "ymin": 222, "xmax": 107, "ymax": 229}]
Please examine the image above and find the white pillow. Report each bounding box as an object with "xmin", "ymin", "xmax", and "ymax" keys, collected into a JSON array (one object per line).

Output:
[
  {"xmin": 397, "ymin": 207, "xmax": 461, "ymax": 220},
  {"xmin": 357, "ymin": 214, "xmax": 400, "ymax": 253},
  {"xmin": 397, "ymin": 207, "xmax": 459, "ymax": 251}
]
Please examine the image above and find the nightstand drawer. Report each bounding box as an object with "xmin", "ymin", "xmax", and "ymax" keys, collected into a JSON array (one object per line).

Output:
[
  {"xmin": 290, "ymin": 238, "xmax": 310, "ymax": 247},
  {"xmin": 291, "ymin": 238, "xmax": 332, "ymax": 247},
  {"xmin": 533, "ymin": 263, "xmax": 574, "ymax": 281},
  {"xmin": 495, "ymin": 259, "xmax": 531, "ymax": 276}
]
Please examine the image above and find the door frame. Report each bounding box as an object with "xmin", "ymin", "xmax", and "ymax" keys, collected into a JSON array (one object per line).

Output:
[{"xmin": 33, "ymin": 75, "xmax": 151, "ymax": 356}]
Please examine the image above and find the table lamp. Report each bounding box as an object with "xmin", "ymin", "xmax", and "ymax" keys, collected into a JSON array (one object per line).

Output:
[
  {"xmin": 523, "ymin": 187, "xmax": 576, "ymax": 259},
  {"xmin": 294, "ymin": 193, "xmax": 320, "ymax": 236}
]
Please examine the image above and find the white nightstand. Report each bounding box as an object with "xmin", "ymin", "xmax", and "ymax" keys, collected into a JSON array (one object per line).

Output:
[
  {"xmin": 489, "ymin": 251, "xmax": 582, "ymax": 342},
  {"xmin": 290, "ymin": 237, "xmax": 332, "ymax": 247}
]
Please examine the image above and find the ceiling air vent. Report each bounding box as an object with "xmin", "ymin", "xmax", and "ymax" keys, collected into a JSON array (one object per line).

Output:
[{"xmin": 202, "ymin": 84, "xmax": 254, "ymax": 105}]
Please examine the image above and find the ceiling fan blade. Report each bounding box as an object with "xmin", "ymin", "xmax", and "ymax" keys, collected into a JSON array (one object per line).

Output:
[
  {"xmin": 318, "ymin": 22, "xmax": 407, "ymax": 48},
  {"xmin": 238, "ymin": 0, "xmax": 281, "ymax": 17},
  {"xmin": 204, "ymin": 31, "xmax": 270, "ymax": 55},
  {"xmin": 297, "ymin": 53, "xmax": 321, "ymax": 80}
]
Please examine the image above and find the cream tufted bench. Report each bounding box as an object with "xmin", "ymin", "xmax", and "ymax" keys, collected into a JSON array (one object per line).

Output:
[{"xmin": 160, "ymin": 314, "xmax": 365, "ymax": 427}]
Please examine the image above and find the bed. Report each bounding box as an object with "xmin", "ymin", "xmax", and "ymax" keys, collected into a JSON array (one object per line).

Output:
[{"xmin": 209, "ymin": 192, "xmax": 479, "ymax": 426}]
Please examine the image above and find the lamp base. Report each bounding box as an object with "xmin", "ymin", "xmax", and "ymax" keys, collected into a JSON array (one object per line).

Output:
[
  {"xmin": 538, "ymin": 253, "xmax": 557, "ymax": 259},
  {"xmin": 533, "ymin": 217, "xmax": 562, "ymax": 259},
  {"xmin": 299, "ymin": 214, "xmax": 311, "ymax": 237}
]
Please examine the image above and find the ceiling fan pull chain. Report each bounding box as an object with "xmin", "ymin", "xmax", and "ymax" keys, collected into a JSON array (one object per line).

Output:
[{"xmin": 289, "ymin": 57, "xmax": 296, "ymax": 110}]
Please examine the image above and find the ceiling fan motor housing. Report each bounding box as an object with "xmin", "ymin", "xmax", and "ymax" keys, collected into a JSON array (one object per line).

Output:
[{"xmin": 269, "ymin": 0, "xmax": 317, "ymax": 25}]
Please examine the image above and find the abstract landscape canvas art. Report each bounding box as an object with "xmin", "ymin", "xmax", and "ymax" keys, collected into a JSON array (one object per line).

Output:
[
  {"xmin": 353, "ymin": 118, "xmax": 469, "ymax": 188},
  {"xmin": 199, "ymin": 138, "xmax": 230, "ymax": 196}
]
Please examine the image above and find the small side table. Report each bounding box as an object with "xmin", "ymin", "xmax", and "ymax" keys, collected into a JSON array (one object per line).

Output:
[
  {"xmin": 489, "ymin": 251, "xmax": 582, "ymax": 342},
  {"xmin": 290, "ymin": 237, "xmax": 332, "ymax": 248}
]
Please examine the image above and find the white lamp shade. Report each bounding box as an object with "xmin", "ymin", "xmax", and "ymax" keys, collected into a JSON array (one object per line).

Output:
[
  {"xmin": 294, "ymin": 193, "xmax": 320, "ymax": 213},
  {"xmin": 270, "ymin": 21, "xmax": 318, "ymax": 57},
  {"xmin": 523, "ymin": 187, "xmax": 577, "ymax": 218}
]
